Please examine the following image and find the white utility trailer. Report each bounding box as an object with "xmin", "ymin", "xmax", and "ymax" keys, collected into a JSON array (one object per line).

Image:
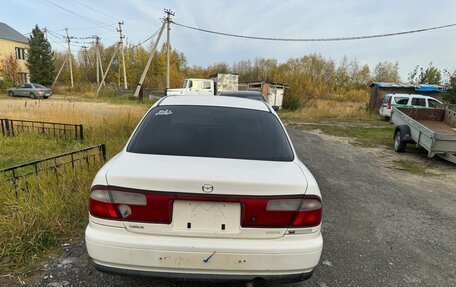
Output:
[{"xmin": 391, "ymin": 107, "xmax": 456, "ymax": 164}]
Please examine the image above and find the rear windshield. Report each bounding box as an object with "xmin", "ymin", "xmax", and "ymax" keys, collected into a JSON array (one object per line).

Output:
[
  {"xmin": 127, "ymin": 105, "xmax": 294, "ymax": 161},
  {"xmin": 33, "ymin": 84, "xmax": 45, "ymax": 88}
]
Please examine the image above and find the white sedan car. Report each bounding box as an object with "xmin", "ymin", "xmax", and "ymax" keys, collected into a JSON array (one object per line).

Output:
[{"xmin": 85, "ymin": 96, "xmax": 323, "ymax": 282}]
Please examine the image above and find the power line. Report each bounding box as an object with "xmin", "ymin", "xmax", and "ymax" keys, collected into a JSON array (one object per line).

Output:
[
  {"xmin": 48, "ymin": 31, "xmax": 85, "ymax": 49},
  {"xmin": 172, "ymin": 21, "xmax": 456, "ymax": 42},
  {"xmin": 48, "ymin": 30, "xmax": 65, "ymax": 39},
  {"xmin": 69, "ymin": 0, "xmax": 120, "ymax": 21},
  {"xmin": 42, "ymin": 0, "xmax": 115, "ymax": 32},
  {"xmin": 47, "ymin": 30, "xmax": 66, "ymax": 37},
  {"xmin": 47, "ymin": 34, "xmax": 67, "ymax": 49},
  {"xmin": 131, "ymin": 28, "xmax": 161, "ymax": 48}
]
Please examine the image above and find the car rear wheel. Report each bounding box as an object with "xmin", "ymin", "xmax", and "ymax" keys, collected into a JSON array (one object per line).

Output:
[
  {"xmin": 8, "ymin": 91, "xmax": 14, "ymax": 97},
  {"xmin": 43, "ymin": 96, "xmax": 48, "ymax": 99},
  {"xmin": 394, "ymin": 131, "xmax": 406, "ymax": 152}
]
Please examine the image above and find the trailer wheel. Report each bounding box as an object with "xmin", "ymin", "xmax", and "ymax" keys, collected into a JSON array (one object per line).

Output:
[{"xmin": 394, "ymin": 130, "xmax": 406, "ymax": 152}]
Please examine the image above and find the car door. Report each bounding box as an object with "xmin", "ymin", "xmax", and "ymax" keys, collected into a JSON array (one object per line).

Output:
[
  {"xmin": 16, "ymin": 84, "xmax": 25, "ymax": 96},
  {"xmin": 411, "ymin": 97, "xmax": 426, "ymax": 108},
  {"xmin": 23, "ymin": 84, "xmax": 33, "ymax": 96},
  {"xmin": 188, "ymin": 80, "xmax": 200, "ymax": 96},
  {"xmin": 199, "ymin": 80, "xmax": 213, "ymax": 96},
  {"xmin": 427, "ymin": 98, "xmax": 441, "ymax": 108}
]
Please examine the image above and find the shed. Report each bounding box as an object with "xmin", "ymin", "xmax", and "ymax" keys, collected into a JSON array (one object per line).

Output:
[
  {"xmin": 210, "ymin": 73, "xmax": 239, "ymax": 94},
  {"xmin": 239, "ymin": 81, "xmax": 288, "ymax": 108},
  {"xmin": 369, "ymin": 82, "xmax": 446, "ymax": 111}
]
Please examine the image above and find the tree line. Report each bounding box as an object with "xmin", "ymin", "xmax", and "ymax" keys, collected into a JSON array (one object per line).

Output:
[{"xmin": 1, "ymin": 25, "xmax": 455, "ymax": 105}]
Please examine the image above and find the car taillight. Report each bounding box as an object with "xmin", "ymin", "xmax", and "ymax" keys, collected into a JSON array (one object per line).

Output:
[
  {"xmin": 241, "ymin": 196, "xmax": 322, "ymax": 228},
  {"xmin": 387, "ymin": 102, "xmax": 391, "ymax": 109},
  {"xmin": 89, "ymin": 187, "xmax": 173, "ymax": 223},
  {"xmin": 89, "ymin": 187, "xmax": 322, "ymax": 228},
  {"xmin": 37, "ymin": 89, "xmax": 43, "ymax": 93}
]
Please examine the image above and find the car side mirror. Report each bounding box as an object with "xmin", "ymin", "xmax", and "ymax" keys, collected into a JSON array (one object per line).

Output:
[{"xmin": 272, "ymin": 106, "xmax": 280, "ymax": 111}]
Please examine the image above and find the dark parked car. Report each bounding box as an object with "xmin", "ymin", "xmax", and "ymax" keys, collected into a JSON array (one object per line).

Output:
[
  {"xmin": 219, "ymin": 91, "xmax": 280, "ymax": 111},
  {"xmin": 7, "ymin": 83, "xmax": 52, "ymax": 99},
  {"xmin": 219, "ymin": 91, "xmax": 266, "ymax": 102}
]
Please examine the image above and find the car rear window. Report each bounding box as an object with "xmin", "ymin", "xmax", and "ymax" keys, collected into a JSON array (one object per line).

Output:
[
  {"xmin": 127, "ymin": 105, "xmax": 294, "ymax": 161},
  {"xmin": 33, "ymin": 84, "xmax": 45, "ymax": 88},
  {"xmin": 394, "ymin": 97, "xmax": 409, "ymax": 105}
]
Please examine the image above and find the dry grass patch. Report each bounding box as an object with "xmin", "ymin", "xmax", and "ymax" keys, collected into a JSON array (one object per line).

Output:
[
  {"xmin": 279, "ymin": 99, "xmax": 378, "ymax": 122},
  {"xmin": 0, "ymin": 96, "xmax": 151, "ymax": 272}
]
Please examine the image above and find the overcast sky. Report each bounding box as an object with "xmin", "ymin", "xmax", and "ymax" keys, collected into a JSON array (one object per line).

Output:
[{"xmin": 2, "ymin": 0, "xmax": 456, "ymax": 80}]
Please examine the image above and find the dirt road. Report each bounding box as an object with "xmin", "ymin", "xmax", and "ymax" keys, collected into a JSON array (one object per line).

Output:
[{"xmin": 6, "ymin": 127, "xmax": 455, "ymax": 287}]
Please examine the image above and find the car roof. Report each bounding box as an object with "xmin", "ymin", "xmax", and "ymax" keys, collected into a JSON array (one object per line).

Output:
[
  {"xmin": 389, "ymin": 93, "xmax": 430, "ymax": 98},
  {"xmin": 219, "ymin": 91, "xmax": 263, "ymax": 95},
  {"xmin": 159, "ymin": 95, "xmax": 270, "ymax": 112}
]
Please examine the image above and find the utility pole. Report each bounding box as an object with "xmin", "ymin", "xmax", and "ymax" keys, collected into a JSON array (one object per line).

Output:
[
  {"xmin": 52, "ymin": 57, "xmax": 68, "ymax": 88},
  {"xmin": 65, "ymin": 28, "xmax": 74, "ymax": 88},
  {"xmin": 43, "ymin": 27, "xmax": 48, "ymax": 40},
  {"xmin": 96, "ymin": 44, "xmax": 120, "ymax": 96},
  {"xmin": 117, "ymin": 21, "xmax": 128, "ymax": 89},
  {"xmin": 164, "ymin": 9, "xmax": 174, "ymax": 89},
  {"xmin": 95, "ymin": 36, "xmax": 100, "ymax": 85},
  {"xmin": 133, "ymin": 20, "xmax": 167, "ymax": 98},
  {"xmin": 82, "ymin": 45, "xmax": 90, "ymax": 81}
]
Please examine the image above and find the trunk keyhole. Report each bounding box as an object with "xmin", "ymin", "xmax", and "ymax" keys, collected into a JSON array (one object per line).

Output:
[
  {"xmin": 187, "ymin": 222, "xmax": 191, "ymax": 229},
  {"xmin": 221, "ymin": 224, "xmax": 225, "ymax": 230}
]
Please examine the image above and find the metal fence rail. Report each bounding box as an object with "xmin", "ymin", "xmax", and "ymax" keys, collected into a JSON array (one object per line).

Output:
[
  {"xmin": 0, "ymin": 144, "xmax": 106, "ymax": 188},
  {"xmin": 0, "ymin": 118, "xmax": 84, "ymax": 140}
]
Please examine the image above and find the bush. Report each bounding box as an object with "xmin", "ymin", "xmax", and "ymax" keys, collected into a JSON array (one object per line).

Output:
[
  {"xmin": 442, "ymin": 76, "xmax": 456, "ymax": 104},
  {"xmin": 283, "ymin": 93, "xmax": 302, "ymax": 110},
  {"xmin": 0, "ymin": 77, "xmax": 13, "ymax": 92}
]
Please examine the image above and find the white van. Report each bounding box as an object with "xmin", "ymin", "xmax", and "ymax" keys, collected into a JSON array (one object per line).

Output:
[{"xmin": 379, "ymin": 94, "xmax": 442, "ymax": 119}]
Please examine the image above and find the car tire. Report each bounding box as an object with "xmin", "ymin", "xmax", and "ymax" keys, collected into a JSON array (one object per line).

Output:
[
  {"xmin": 394, "ymin": 130, "xmax": 406, "ymax": 152},
  {"xmin": 43, "ymin": 96, "xmax": 49, "ymax": 99},
  {"xmin": 8, "ymin": 91, "xmax": 14, "ymax": 97}
]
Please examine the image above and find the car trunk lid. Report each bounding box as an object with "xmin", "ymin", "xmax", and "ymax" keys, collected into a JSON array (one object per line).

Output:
[{"xmin": 103, "ymin": 152, "xmax": 309, "ymax": 239}]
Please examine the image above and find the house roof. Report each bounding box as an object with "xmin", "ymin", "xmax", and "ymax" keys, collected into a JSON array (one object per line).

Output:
[
  {"xmin": 369, "ymin": 82, "xmax": 446, "ymax": 93},
  {"xmin": 0, "ymin": 22, "xmax": 28, "ymax": 44}
]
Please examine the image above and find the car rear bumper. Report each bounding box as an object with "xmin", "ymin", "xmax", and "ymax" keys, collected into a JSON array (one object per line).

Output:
[
  {"xmin": 94, "ymin": 263, "xmax": 313, "ymax": 282},
  {"xmin": 85, "ymin": 220, "xmax": 323, "ymax": 282},
  {"xmin": 379, "ymin": 108, "xmax": 392, "ymax": 117}
]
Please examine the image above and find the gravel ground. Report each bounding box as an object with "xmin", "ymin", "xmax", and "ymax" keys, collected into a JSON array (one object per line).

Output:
[{"xmin": 3, "ymin": 127, "xmax": 455, "ymax": 287}]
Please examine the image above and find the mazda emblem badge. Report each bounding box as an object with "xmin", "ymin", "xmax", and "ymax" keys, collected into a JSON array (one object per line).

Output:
[{"xmin": 202, "ymin": 184, "xmax": 214, "ymax": 193}]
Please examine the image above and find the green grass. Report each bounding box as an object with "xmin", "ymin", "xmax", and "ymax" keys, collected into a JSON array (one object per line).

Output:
[
  {"xmin": 0, "ymin": 165, "xmax": 101, "ymax": 271},
  {"xmin": 0, "ymin": 134, "xmax": 84, "ymax": 169},
  {"xmin": 0, "ymin": 99, "xmax": 146, "ymax": 273},
  {"xmin": 294, "ymin": 124, "xmax": 395, "ymax": 148},
  {"xmin": 393, "ymin": 159, "xmax": 440, "ymax": 176}
]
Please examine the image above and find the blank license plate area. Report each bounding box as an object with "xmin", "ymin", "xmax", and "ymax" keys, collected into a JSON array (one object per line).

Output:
[{"xmin": 172, "ymin": 200, "xmax": 240, "ymax": 232}]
